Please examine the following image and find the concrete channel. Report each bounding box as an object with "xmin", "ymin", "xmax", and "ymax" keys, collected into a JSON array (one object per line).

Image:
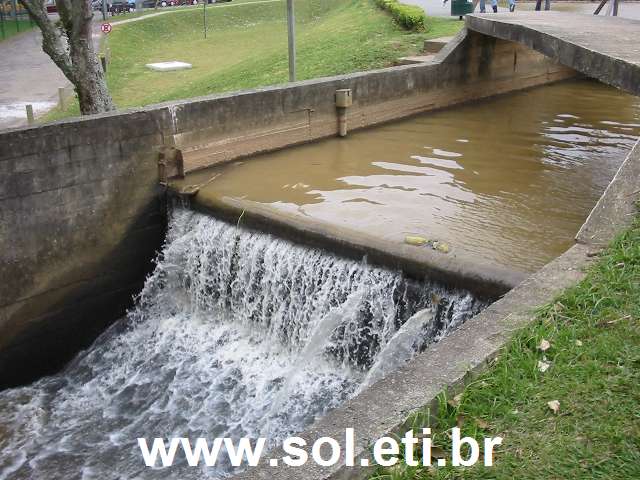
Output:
[{"xmin": 0, "ymin": 11, "xmax": 638, "ymax": 479}]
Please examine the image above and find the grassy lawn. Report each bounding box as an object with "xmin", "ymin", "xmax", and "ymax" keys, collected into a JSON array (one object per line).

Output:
[
  {"xmin": 372, "ymin": 217, "xmax": 640, "ymax": 479},
  {"xmin": 0, "ymin": 19, "xmax": 35, "ymax": 42},
  {"xmin": 45, "ymin": 0, "xmax": 461, "ymax": 120}
]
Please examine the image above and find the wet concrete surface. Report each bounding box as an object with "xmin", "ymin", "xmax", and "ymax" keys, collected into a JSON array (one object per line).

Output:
[{"xmin": 177, "ymin": 79, "xmax": 640, "ymax": 273}]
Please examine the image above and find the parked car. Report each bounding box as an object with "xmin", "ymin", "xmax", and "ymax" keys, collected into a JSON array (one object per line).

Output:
[
  {"xmin": 142, "ymin": 0, "xmax": 195, "ymax": 7},
  {"xmin": 109, "ymin": 1, "xmax": 135, "ymax": 14}
]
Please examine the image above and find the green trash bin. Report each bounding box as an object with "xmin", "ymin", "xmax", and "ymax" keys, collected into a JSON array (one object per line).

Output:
[{"xmin": 451, "ymin": 0, "xmax": 474, "ymax": 19}]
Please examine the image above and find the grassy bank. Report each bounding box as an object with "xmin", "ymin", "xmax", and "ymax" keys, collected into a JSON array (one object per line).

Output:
[
  {"xmin": 373, "ymin": 217, "xmax": 640, "ymax": 479},
  {"xmin": 45, "ymin": 0, "xmax": 461, "ymax": 120}
]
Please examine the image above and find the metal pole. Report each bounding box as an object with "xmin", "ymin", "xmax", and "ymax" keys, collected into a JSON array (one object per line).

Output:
[
  {"xmin": 0, "ymin": 8, "xmax": 5, "ymax": 40},
  {"xmin": 286, "ymin": 0, "xmax": 296, "ymax": 82},
  {"xmin": 12, "ymin": 0, "xmax": 19, "ymax": 33},
  {"xmin": 102, "ymin": 0, "xmax": 107, "ymax": 21},
  {"xmin": 203, "ymin": 0, "xmax": 207, "ymax": 39}
]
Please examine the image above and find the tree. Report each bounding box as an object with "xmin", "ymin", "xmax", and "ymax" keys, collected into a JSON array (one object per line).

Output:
[{"xmin": 19, "ymin": 0, "xmax": 115, "ymax": 115}]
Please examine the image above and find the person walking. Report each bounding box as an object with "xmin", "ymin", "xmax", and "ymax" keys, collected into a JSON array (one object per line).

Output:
[
  {"xmin": 491, "ymin": 0, "xmax": 498, "ymax": 12},
  {"xmin": 535, "ymin": 0, "xmax": 551, "ymax": 10},
  {"xmin": 509, "ymin": 0, "xmax": 516, "ymax": 11}
]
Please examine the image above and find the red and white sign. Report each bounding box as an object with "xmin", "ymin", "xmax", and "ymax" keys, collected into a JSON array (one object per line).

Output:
[{"xmin": 101, "ymin": 23, "xmax": 112, "ymax": 34}]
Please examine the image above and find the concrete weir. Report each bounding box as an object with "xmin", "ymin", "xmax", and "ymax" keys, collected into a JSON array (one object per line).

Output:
[
  {"xmin": 0, "ymin": 22, "xmax": 585, "ymax": 388},
  {"xmin": 0, "ymin": 10, "xmax": 638, "ymax": 476}
]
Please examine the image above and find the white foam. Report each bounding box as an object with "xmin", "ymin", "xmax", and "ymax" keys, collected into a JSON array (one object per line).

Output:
[{"xmin": 0, "ymin": 208, "xmax": 482, "ymax": 478}]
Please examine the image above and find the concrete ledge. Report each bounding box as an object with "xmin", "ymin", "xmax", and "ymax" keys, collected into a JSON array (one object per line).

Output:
[
  {"xmin": 175, "ymin": 193, "xmax": 526, "ymax": 300},
  {"xmin": 396, "ymin": 54, "xmax": 436, "ymax": 65},
  {"xmin": 465, "ymin": 12, "xmax": 640, "ymax": 96},
  {"xmin": 424, "ymin": 36, "xmax": 455, "ymax": 53},
  {"xmin": 577, "ymin": 139, "xmax": 640, "ymax": 246}
]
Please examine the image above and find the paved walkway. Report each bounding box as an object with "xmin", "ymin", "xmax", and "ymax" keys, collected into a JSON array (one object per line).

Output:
[
  {"xmin": 0, "ymin": 29, "xmax": 69, "ymax": 131},
  {"xmin": 467, "ymin": 11, "xmax": 640, "ymax": 95},
  {"xmin": 404, "ymin": 0, "xmax": 640, "ymax": 18}
]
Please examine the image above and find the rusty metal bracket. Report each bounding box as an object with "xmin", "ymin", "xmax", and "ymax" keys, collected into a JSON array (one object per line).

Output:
[{"xmin": 158, "ymin": 146, "xmax": 185, "ymax": 184}]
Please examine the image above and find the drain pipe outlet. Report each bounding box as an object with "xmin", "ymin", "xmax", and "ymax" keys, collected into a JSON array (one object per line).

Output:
[{"xmin": 335, "ymin": 89, "xmax": 352, "ymax": 137}]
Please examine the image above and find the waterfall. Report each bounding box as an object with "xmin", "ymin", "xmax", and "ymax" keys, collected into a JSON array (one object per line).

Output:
[{"xmin": 0, "ymin": 208, "xmax": 484, "ymax": 480}]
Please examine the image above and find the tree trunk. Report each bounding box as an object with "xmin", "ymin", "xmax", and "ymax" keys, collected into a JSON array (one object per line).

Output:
[{"xmin": 19, "ymin": 0, "xmax": 115, "ymax": 115}]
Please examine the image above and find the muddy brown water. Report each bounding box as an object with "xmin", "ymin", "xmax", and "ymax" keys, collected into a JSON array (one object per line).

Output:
[{"xmin": 179, "ymin": 79, "xmax": 640, "ymax": 273}]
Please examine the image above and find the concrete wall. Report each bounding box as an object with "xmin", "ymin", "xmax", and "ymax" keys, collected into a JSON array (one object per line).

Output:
[
  {"xmin": 170, "ymin": 30, "xmax": 576, "ymax": 171},
  {"xmin": 0, "ymin": 29, "xmax": 576, "ymax": 388},
  {"xmin": 0, "ymin": 112, "xmax": 170, "ymax": 388}
]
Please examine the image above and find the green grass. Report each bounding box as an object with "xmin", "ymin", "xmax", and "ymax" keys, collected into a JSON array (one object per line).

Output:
[
  {"xmin": 0, "ymin": 19, "xmax": 35, "ymax": 42},
  {"xmin": 45, "ymin": 0, "xmax": 461, "ymax": 120},
  {"xmin": 372, "ymin": 217, "xmax": 640, "ymax": 479}
]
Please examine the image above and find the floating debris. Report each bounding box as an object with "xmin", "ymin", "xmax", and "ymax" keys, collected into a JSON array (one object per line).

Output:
[
  {"xmin": 404, "ymin": 235, "xmax": 451, "ymax": 254},
  {"xmin": 404, "ymin": 235, "xmax": 429, "ymax": 246}
]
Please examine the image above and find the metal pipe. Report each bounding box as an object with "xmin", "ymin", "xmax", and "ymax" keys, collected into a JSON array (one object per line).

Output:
[
  {"xmin": 286, "ymin": 0, "xmax": 296, "ymax": 82},
  {"xmin": 1, "ymin": 8, "xmax": 6, "ymax": 40},
  {"xmin": 12, "ymin": 0, "xmax": 19, "ymax": 33},
  {"xmin": 335, "ymin": 89, "xmax": 352, "ymax": 137},
  {"xmin": 337, "ymin": 108, "xmax": 347, "ymax": 137}
]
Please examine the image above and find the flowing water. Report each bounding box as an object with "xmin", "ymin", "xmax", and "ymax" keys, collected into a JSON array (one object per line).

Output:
[
  {"xmin": 0, "ymin": 209, "xmax": 483, "ymax": 480},
  {"xmin": 179, "ymin": 79, "xmax": 640, "ymax": 273}
]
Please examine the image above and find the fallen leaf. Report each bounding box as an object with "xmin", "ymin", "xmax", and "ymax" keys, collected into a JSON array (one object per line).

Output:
[
  {"xmin": 547, "ymin": 400, "xmax": 560, "ymax": 414},
  {"xmin": 430, "ymin": 446, "xmax": 447, "ymax": 459},
  {"xmin": 538, "ymin": 339, "xmax": 551, "ymax": 352},
  {"xmin": 448, "ymin": 393, "xmax": 463, "ymax": 409},
  {"xmin": 434, "ymin": 242, "xmax": 450, "ymax": 254},
  {"xmin": 575, "ymin": 340, "xmax": 583, "ymax": 347},
  {"xmin": 405, "ymin": 235, "xmax": 428, "ymax": 246},
  {"xmin": 475, "ymin": 417, "xmax": 489, "ymax": 429},
  {"xmin": 538, "ymin": 360, "xmax": 551, "ymax": 373}
]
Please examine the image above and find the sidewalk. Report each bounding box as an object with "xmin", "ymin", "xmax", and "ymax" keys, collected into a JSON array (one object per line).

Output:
[{"xmin": 0, "ymin": 28, "xmax": 69, "ymax": 131}]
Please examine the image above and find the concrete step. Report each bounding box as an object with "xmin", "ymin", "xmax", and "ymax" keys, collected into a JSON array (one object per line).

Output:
[
  {"xmin": 423, "ymin": 36, "xmax": 455, "ymax": 53},
  {"xmin": 396, "ymin": 54, "xmax": 436, "ymax": 65}
]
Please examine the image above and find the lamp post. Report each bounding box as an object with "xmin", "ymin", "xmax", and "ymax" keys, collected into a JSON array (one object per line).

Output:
[
  {"xmin": 286, "ymin": 0, "xmax": 296, "ymax": 82},
  {"xmin": 204, "ymin": 0, "xmax": 207, "ymax": 39}
]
